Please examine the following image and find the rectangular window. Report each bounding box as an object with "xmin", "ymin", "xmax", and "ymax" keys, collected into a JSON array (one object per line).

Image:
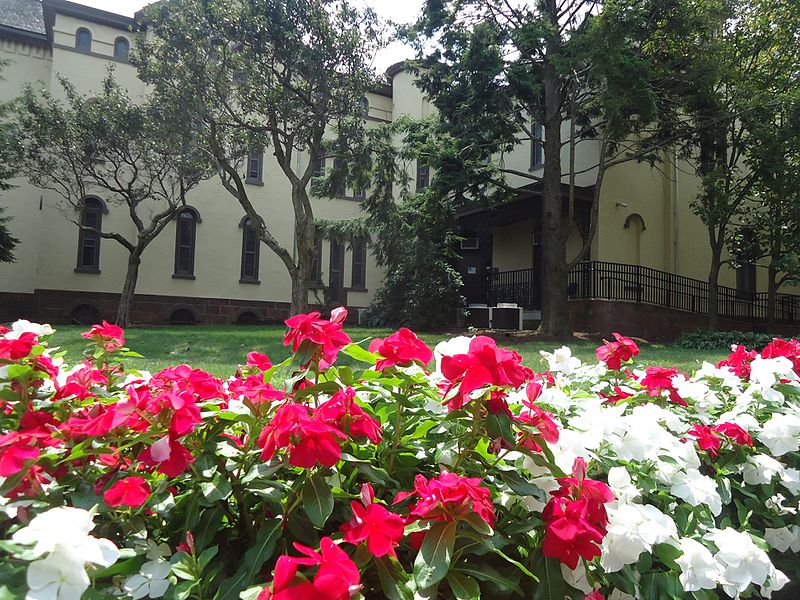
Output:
[
  {"xmin": 416, "ymin": 162, "xmax": 430, "ymax": 192},
  {"xmin": 173, "ymin": 210, "xmax": 198, "ymax": 277},
  {"xmin": 240, "ymin": 219, "xmax": 260, "ymax": 282},
  {"xmin": 310, "ymin": 229, "xmax": 323, "ymax": 283},
  {"xmin": 353, "ymin": 188, "xmax": 366, "ymax": 200},
  {"xmin": 329, "ymin": 239, "xmax": 345, "ymax": 303},
  {"xmin": 333, "ymin": 157, "xmax": 346, "ymax": 197},
  {"xmin": 246, "ymin": 151, "xmax": 263, "ymax": 184},
  {"xmin": 313, "ymin": 151, "xmax": 326, "ymax": 178},
  {"xmin": 76, "ymin": 198, "xmax": 103, "ymax": 272},
  {"xmin": 351, "ymin": 237, "xmax": 367, "ymax": 289},
  {"xmin": 530, "ymin": 123, "xmax": 544, "ymax": 169}
]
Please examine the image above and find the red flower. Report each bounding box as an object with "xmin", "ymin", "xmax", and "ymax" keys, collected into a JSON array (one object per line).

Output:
[
  {"xmin": 0, "ymin": 331, "xmax": 38, "ymax": 360},
  {"xmin": 341, "ymin": 484, "xmax": 405, "ymax": 557},
  {"xmin": 687, "ymin": 424, "xmax": 722, "ymax": 456},
  {"xmin": 284, "ymin": 308, "xmax": 352, "ymax": 368},
  {"xmin": 81, "ymin": 321, "xmax": 125, "ymax": 352},
  {"xmin": 394, "ymin": 471, "xmax": 495, "ymax": 529},
  {"xmin": 262, "ymin": 537, "xmax": 360, "ymax": 600},
  {"xmin": 517, "ymin": 405, "xmax": 560, "ymax": 452},
  {"xmin": 316, "ymin": 387, "xmax": 382, "ymax": 444},
  {"xmin": 542, "ymin": 457, "xmax": 614, "ymax": 569},
  {"xmin": 599, "ymin": 386, "xmax": 634, "ymax": 404},
  {"xmin": 138, "ymin": 435, "xmax": 195, "ymax": 477},
  {"xmin": 585, "ymin": 592, "xmax": 604, "ymax": 600},
  {"xmin": 257, "ymin": 403, "xmax": 346, "ymax": 468},
  {"xmin": 228, "ymin": 375, "xmax": 285, "ymax": 405},
  {"xmin": 369, "ymin": 328, "xmax": 433, "ymax": 371},
  {"xmin": 717, "ymin": 345, "xmax": 757, "ymax": 378},
  {"xmin": 440, "ymin": 336, "xmax": 533, "ymax": 410},
  {"xmin": 0, "ymin": 437, "xmax": 39, "ymax": 476},
  {"xmin": 713, "ymin": 422, "xmax": 754, "ymax": 447},
  {"xmin": 595, "ymin": 333, "xmax": 639, "ymax": 370},
  {"xmin": 104, "ymin": 476, "xmax": 151, "ymax": 508},
  {"xmin": 640, "ymin": 367, "xmax": 686, "ymax": 406},
  {"xmin": 247, "ymin": 352, "xmax": 273, "ymax": 371},
  {"xmin": 761, "ymin": 338, "xmax": 800, "ymax": 372}
]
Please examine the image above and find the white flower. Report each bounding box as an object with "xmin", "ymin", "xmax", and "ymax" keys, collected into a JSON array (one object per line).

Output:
[
  {"xmin": 9, "ymin": 320, "xmax": 53, "ymax": 338},
  {"xmin": 673, "ymin": 376, "xmax": 719, "ymax": 412},
  {"xmin": 600, "ymin": 504, "xmax": 677, "ymax": 573},
  {"xmin": 760, "ymin": 566, "xmax": 790, "ymax": 599},
  {"xmin": 561, "ymin": 563, "xmax": 592, "ymax": 594},
  {"xmin": 763, "ymin": 526, "xmax": 800, "ymax": 553},
  {"xmin": 145, "ymin": 541, "xmax": 172, "ymax": 561},
  {"xmin": 540, "ymin": 346, "xmax": 581, "ymax": 374},
  {"xmin": 742, "ymin": 454, "xmax": 784, "ymax": 485},
  {"xmin": 670, "ymin": 469, "xmax": 722, "ymax": 516},
  {"xmin": 694, "ymin": 362, "xmax": 742, "ymax": 391},
  {"xmin": 757, "ymin": 413, "xmax": 800, "ymax": 456},
  {"xmin": 433, "ymin": 336, "xmax": 473, "ymax": 373},
  {"xmin": 124, "ymin": 560, "xmax": 172, "ymax": 600},
  {"xmin": 607, "ymin": 467, "xmax": 641, "ymax": 505},
  {"xmin": 674, "ymin": 537, "xmax": 720, "ymax": 592},
  {"xmin": 747, "ymin": 357, "xmax": 796, "ymax": 403},
  {"xmin": 780, "ymin": 467, "xmax": 800, "ymax": 495},
  {"xmin": 765, "ymin": 493, "xmax": 798, "ymax": 515},
  {"xmin": 704, "ymin": 528, "xmax": 773, "ymax": 598},
  {"xmin": 26, "ymin": 552, "xmax": 90, "ymax": 600}
]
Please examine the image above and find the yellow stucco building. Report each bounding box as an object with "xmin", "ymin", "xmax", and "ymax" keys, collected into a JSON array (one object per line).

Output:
[{"xmin": 0, "ymin": 0, "xmax": 795, "ymax": 336}]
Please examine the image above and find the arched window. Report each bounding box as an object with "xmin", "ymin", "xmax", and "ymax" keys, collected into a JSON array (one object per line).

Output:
[
  {"xmin": 239, "ymin": 216, "xmax": 260, "ymax": 283},
  {"xmin": 358, "ymin": 97, "xmax": 369, "ymax": 116},
  {"xmin": 173, "ymin": 207, "xmax": 200, "ymax": 278},
  {"xmin": 76, "ymin": 197, "xmax": 104, "ymax": 272},
  {"xmin": 113, "ymin": 37, "xmax": 130, "ymax": 61},
  {"xmin": 75, "ymin": 28, "xmax": 92, "ymax": 52}
]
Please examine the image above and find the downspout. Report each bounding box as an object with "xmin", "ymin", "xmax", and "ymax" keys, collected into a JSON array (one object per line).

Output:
[{"xmin": 672, "ymin": 148, "xmax": 679, "ymax": 274}]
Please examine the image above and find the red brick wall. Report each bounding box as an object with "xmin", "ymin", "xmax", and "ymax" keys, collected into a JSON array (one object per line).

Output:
[{"xmin": 568, "ymin": 299, "xmax": 800, "ymax": 341}]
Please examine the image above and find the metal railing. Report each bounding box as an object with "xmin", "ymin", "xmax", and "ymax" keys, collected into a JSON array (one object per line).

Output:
[{"xmin": 487, "ymin": 260, "xmax": 800, "ymax": 323}]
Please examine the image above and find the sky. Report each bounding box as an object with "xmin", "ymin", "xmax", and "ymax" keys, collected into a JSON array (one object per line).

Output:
[{"xmin": 73, "ymin": 0, "xmax": 425, "ymax": 72}]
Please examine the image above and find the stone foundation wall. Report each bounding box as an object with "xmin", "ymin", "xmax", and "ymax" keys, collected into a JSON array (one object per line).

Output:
[
  {"xmin": 0, "ymin": 289, "xmax": 359, "ymax": 326},
  {"xmin": 568, "ymin": 299, "xmax": 800, "ymax": 341}
]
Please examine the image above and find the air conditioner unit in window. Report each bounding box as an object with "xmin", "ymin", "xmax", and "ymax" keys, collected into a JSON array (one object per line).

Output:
[{"xmin": 460, "ymin": 237, "xmax": 479, "ymax": 250}]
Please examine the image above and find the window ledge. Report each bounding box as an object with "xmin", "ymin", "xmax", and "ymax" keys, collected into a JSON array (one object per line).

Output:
[
  {"xmin": 239, "ymin": 278, "xmax": 261, "ymax": 285},
  {"xmin": 529, "ymin": 164, "xmax": 544, "ymax": 172},
  {"xmin": 245, "ymin": 178, "xmax": 264, "ymax": 186},
  {"xmin": 346, "ymin": 286, "xmax": 368, "ymax": 293},
  {"xmin": 74, "ymin": 267, "xmax": 100, "ymax": 274},
  {"xmin": 172, "ymin": 273, "xmax": 196, "ymax": 280}
]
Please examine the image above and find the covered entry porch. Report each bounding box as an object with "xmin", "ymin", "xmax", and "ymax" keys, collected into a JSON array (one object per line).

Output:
[{"xmin": 456, "ymin": 182, "xmax": 595, "ymax": 311}]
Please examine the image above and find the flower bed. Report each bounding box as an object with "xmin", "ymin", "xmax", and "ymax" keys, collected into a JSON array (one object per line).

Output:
[{"xmin": 1, "ymin": 313, "xmax": 798, "ymax": 600}]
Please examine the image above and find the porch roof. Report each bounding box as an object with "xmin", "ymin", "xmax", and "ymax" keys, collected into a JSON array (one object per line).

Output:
[{"xmin": 457, "ymin": 181, "xmax": 595, "ymax": 231}]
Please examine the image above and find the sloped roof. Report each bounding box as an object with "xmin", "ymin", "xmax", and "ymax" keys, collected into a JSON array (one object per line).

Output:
[{"xmin": 0, "ymin": 0, "xmax": 46, "ymax": 34}]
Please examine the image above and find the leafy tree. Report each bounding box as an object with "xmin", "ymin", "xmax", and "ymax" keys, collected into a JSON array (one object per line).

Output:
[
  {"xmin": 402, "ymin": 0, "xmax": 714, "ymax": 335},
  {"xmin": 0, "ymin": 60, "xmax": 20, "ymax": 263},
  {"xmin": 15, "ymin": 72, "xmax": 211, "ymax": 326},
  {"xmin": 134, "ymin": 0, "xmax": 383, "ymax": 316}
]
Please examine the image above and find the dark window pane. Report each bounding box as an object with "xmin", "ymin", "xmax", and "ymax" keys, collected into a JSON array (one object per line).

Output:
[
  {"xmin": 247, "ymin": 152, "xmax": 262, "ymax": 182},
  {"xmin": 174, "ymin": 210, "xmax": 197, "ymax": 276},
  {"xmin": 114, "ymin": 37, "xmax": 129, "ymax": 61},
  {"xmin": 313, "ymin": 152, "xmax": 326, "ymax": 178},
  {"xmin": 240, "ymin": 220, "xmax": 259, "ymax": 280},
  {"xmin": 76, "ymin": 28, "xmax": 92, "ymax": 52},
  {"xmin": 77, "ymin": 199, "xmax": 102, "ymax": 270},
  {"xmin": 416, "ymin": 163, "xmax": 429, "ymax": 191},
  {"xmin": 351, "ymin": 237, "xmax": 366, "ymax": 288}
]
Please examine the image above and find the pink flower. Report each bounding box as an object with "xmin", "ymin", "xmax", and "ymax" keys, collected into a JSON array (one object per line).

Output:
[
  {"xmin": 687, "ymin": 424, "xmax": 722, "ymax": 456},
  {"xmin": 81, "ymin": 321, "xmax": 125, "ymax": 352},
  {"xmin": 247, "ymin": 352, "xmax": 273, "ymax": 371},
  {"xmin": 341, "ymin": 484, "xmax": 405, "ymax": 557},
  {"xmin": 138, "ymin": 435, "xmax": 195, "ymax": 477},
  {"xmin": 316, "ymin": 387, "xmax": 382, "ymax": 444},
  {"xmin": 284, "ymin": 308, "xmax": 352, "ymax": 368},
  {"xmin": 717, "ymin": 345, "xmax": 757, "ymax": 378},
  {"xmin": 584, "ymin": 592, "xmax": 604, "ymax": 600},
  {"xmin": 257, "ymin": 403, "xmax": 346, "ymax": 468},
  {"xmin": 0, "ymin": 437, "xmax": 39, "ymax": 476},
  {"xmin": 0, "ymin": 331, "xmax": 37, "ymax": 360},
  {"xmin": 394, "ymin": 471, "xmax": 495, "ymax": 529},
  {"xmin": 440, "ymin": 336, "xmax": 532, "ymax": 410},
  {"xmin": 640, "ymin": 366, "xmax": 686, "ymax": 406},
  {"xmin": 369, "ymin": 328, "xmax": 433, "ymax": 371},
  {"xmin": 261, "ymin": 537, "xmax": 360, "ymax": 600},
  {"xmin": 713, "ymin": 422, "xmax": 754, "ymax": 447},
  {"xmin": 104, "ymin": 476, "xmax": 151, "ymax": 507},
  {"xmin": 761, "ymin": 338, "xmax": 800, "ymax": 372},
  {"xmin": 595, "ymin": 333, "xmax": 639, "ymax": 370},
  {"xmin": 228, "ymin": 375, "xmax": 285, "ymax": 405}
]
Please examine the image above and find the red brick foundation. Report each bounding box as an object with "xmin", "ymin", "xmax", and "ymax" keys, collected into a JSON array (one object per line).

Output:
[
  {"xmin": 568, "ymin": 299, "xmax": 800, "ymax": 341},
  {"xmin": 0, "ymin": 289, "xmax": 363, "ymax": 326}
]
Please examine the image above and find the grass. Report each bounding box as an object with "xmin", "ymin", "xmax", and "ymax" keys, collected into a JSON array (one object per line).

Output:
[{"xmin": 48, "ymin": 325, "xmax": 731, "ymax": 376}]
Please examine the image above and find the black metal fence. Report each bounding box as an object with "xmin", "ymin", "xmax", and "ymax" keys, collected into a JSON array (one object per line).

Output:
[{"xmin": 487, "ymin": 260, "xmax": 800, "ymax": 323}]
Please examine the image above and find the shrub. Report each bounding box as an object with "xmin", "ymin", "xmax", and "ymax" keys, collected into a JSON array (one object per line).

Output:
[
  {"xmin": 0, "ymin": 320, "xmax": 798, "ymax": 599},
  {"xmin": 677, "ymin": 329, "xmax": 775, "ymax": 350}
]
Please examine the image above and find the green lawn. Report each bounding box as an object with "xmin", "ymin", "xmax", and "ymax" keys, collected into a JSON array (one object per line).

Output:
[{"xmin": 48, "ymin": 325, "xmax": 730, "ymax": 376}]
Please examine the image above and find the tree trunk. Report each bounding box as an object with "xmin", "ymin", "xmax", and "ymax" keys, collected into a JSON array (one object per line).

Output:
[
  {"xmin": 767, "ymin": 253, "xmax": 778, "ymax": 329},
  {"xmin": 707, "ymin": 243, "xmax": 722, "ymax": 331},
  {"xmin": 537, "ymin": 1, "xmax": 571, "ymax": 336},
  {"xmin": 116, "ymin": 248, "xmax": 143, "ymax": 327},
  {"xmin": 290, "ymin": 187, "xmax": 314, "ymax": 316}
]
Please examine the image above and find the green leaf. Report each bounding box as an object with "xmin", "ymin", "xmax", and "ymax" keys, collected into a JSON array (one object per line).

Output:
[
  {"xmin": 239, "ymin": 586, "xmax": 265, "ymax": 600},
  {"xmin": 462, "ymin": 512, "xmax": 493, "ymax": 536},
  {"xmin": 375, "ymin": 555, "xmax": 414, "ymax": 600},
  {"xmin": 216, "ymin": 518, "xmax": 282, "ymax": 600},
  {"xmin": 200, "ymin": 472, "xmax": 232, "ymax": 503},
  {"xmin": 341, "ymin": 342, "xmax": 378, "ymax": 365},
  {"xmin": 171, "ymin": 554, "xmax": 196, "ymax": 581},
  {"xmin": 447, "ymin": 571, "xmax": 480, "ymax": 599},
  {"xmin": 173, "ymin": 581, "xmax": 196, "ymax": 600},
  {"xmin": 455, "ymin": 565, "xmax": 523, "ymax": 596},
  {"xmin": 303, "ymin": 471, "xmax": 334, "ymax": 529},
  {"xmin": 194, "ymin": 507, "xmax": 224, "ymax": 551},
  {"xmin": 198, "ymin": 546, "xmax": 219, "ymax": 571},
  {"xmin": 531, "ymin": 550, "xmax": 565, "ymax": 600},
  {"xmin": 91, "ymin": 556, "xmax": 144, "ymax": 579},
  {"xmin": 413, "ymin": 521, "xmax": 456, "ymax": 589}
]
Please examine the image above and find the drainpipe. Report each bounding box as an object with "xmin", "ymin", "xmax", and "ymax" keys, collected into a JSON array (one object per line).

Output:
[{"xmin": 672, "ymin": 149, "xmax": 679, "ymax": 274}]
